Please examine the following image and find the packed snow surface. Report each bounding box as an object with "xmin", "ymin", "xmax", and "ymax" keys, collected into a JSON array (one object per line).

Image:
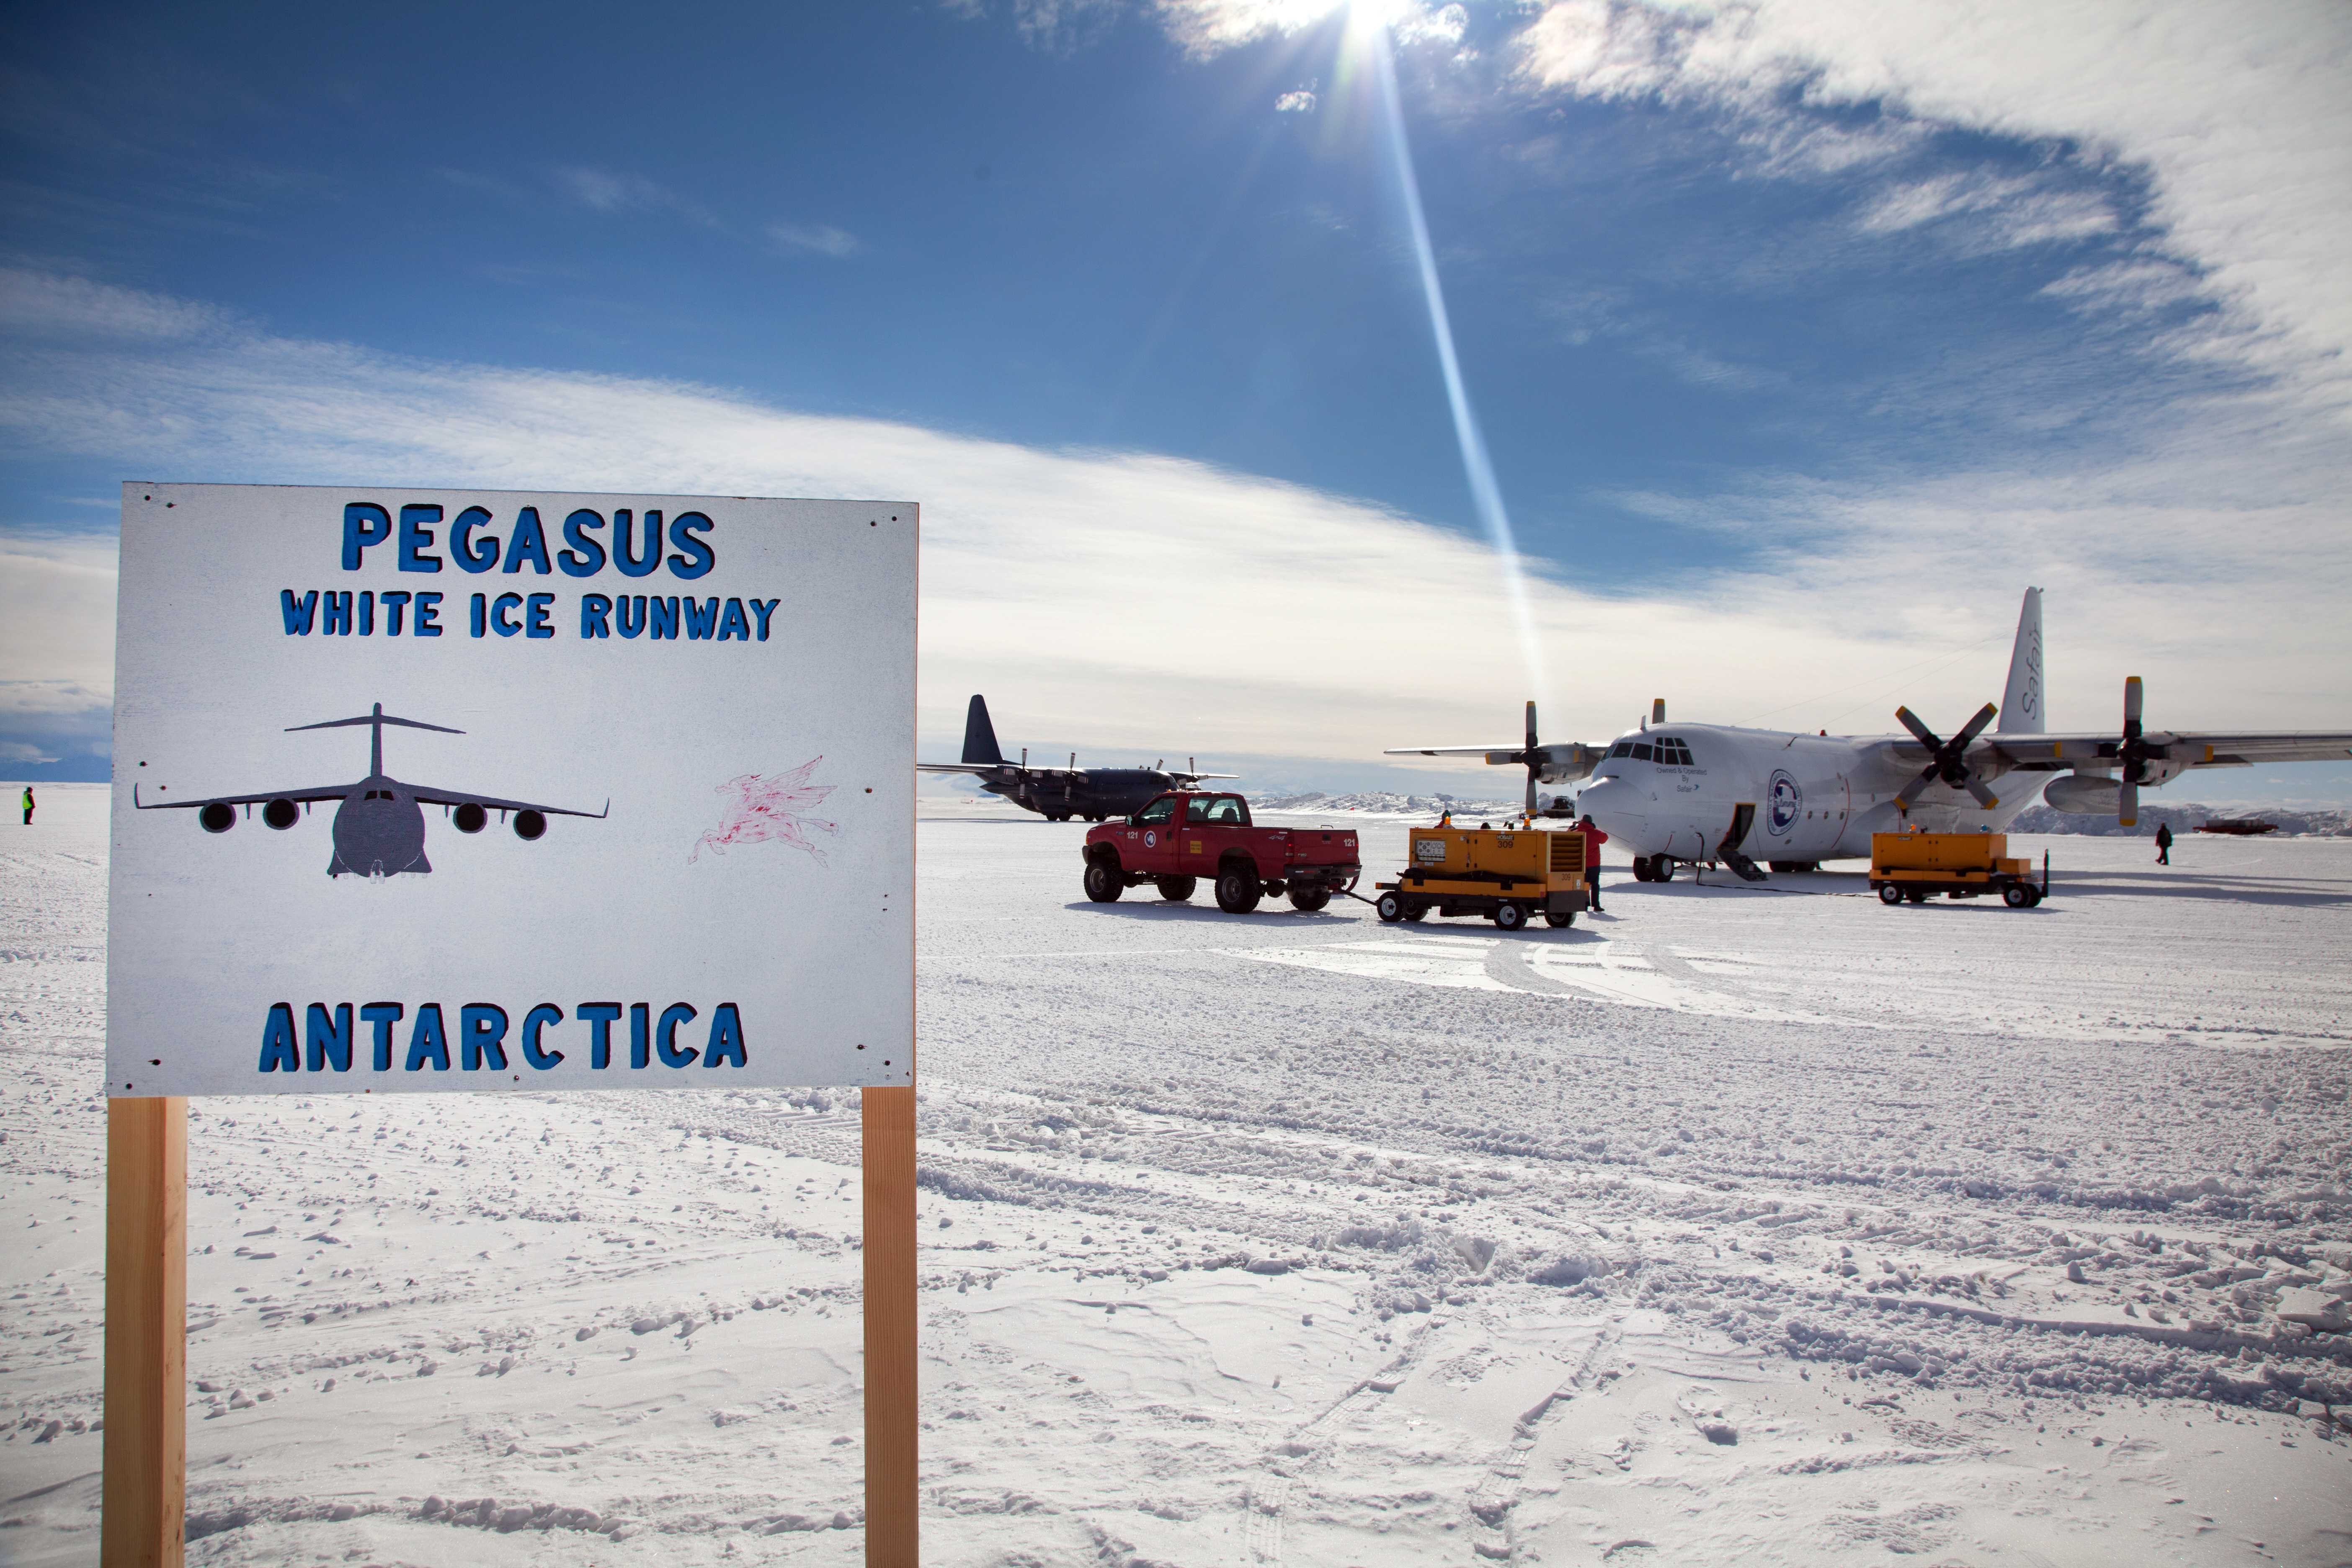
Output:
[{"xmin": 4, "ymin": 783, "xmax": 2350, "ymax": 1565}]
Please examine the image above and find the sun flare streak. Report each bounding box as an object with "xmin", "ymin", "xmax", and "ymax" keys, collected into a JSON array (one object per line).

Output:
[{"xmin": 1367, "ymin": 18, "xmax": 1553, "ymax": 713}]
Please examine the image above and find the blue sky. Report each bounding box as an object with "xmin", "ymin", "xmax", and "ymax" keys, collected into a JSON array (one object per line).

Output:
[{"xmin": 3, "ymin": 0, "xmax": 2347, "ymax": 800}]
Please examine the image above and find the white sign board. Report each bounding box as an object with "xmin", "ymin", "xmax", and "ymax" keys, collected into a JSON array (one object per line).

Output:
[{"xmin": 106, "ymin": 483, "xmax": 915, "ymax": 1097}]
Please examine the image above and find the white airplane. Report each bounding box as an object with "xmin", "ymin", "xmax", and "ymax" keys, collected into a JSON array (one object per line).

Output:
[{"xmin": 1389, "ymin": 588, "xmax": 2352, "ymax": 882}]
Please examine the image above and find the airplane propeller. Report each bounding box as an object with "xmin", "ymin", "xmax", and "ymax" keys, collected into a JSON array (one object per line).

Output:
[
  {"xmin": 1490, "ymin": 701, "xmax": 1542, "ymax": 820},
  {"xmin": 2117, "ymin": 675, "xmax": 2152, "ymax": 827},
  {"xmin": 1893, "ymin": 701, "xmax": 2001, "ymax": 811}
]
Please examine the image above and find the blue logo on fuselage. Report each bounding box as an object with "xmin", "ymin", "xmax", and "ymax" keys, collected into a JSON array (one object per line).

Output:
[{"xmin": 1767, "ymin": 770, "xmax": 1802, "ymax": 836}]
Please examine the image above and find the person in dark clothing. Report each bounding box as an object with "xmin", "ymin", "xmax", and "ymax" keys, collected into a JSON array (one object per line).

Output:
[
  {"xmin": 18, "ymin": 785, "xmax": 30, "ymax": 826},
  {"xmin": 1580, "ymin": 816, "xmax": 1608, "ymax": 912},
  {"xmin": 2154, "ymin": 822, "xmax": 2172, "ymax": 865}
]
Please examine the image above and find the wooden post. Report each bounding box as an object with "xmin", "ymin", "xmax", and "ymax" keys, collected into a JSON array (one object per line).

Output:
[
  {"xmin": 861, "ymin": 1085, "xmax": 918, "ymax": 1563},
  {"xmin": 103, "ymin": 1096, "xmax": 186, "ymax": 1568}
]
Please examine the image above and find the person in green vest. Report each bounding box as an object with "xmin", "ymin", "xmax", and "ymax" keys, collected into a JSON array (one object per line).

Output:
[{"xmin": 18, "ymin": 785, "xmax": 31, "ymax": 826}]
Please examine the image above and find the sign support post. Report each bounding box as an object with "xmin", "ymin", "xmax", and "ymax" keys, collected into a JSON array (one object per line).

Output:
[
  {"xmin": 863, "ymin": 1086, "xmax": 919, "ymax": 1563},
  {"xmin": 102, "ymin": 1096, "xmax": 186, "ymax": 1568}
]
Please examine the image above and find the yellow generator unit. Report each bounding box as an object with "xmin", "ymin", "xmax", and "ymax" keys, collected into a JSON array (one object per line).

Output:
[
  {"xmin": 1870, "ymin": 832, "xmax": 2046, "ymax": 908},
  {"xmin": 1374, "ymin": 825, "xmax": 1588, "ymax": 931}
]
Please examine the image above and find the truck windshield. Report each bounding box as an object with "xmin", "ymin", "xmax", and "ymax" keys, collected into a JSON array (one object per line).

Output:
[
  {"xmin": 1186, "ymin": 796, "xmax": 1250, "ymax": 827},
  {"xmin": 1135, "ymin": 797, "xmax": 1176, "ymax": 824}
]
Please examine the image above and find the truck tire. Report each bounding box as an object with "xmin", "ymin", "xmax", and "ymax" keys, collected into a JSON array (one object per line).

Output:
[
  {"xmin": 1492, "ymin": 901, "xmax": 1527, "ymax": 931},
  {"xmin": 1376, "ymin": 891, "xmax": 1406, "ymax": 923},
  {"xmin": 1215, "ymin": 867, "xmax": 1262, "ymax": 914},
  {"xmin": 1905, "ymin": 889, "xmax": 1929, "ymax": 904},
  {"xmin": 1084, "ymin": 860, "xmax": 1123, "ymax": 902},
  {"xmin": 2004, "ymin": 882, "xmax": 2033, "ymax": 908},
  {"xmin": 1545, "ymin": 911, "xmax": 1575, "ymax": 928},
  {"xmin": 1404, "ymin": 901, "xmax": 1430, "ymax": 922},
  {"xmin": 1877, "ymin": 882, "xmax": 1905, "ymax": 905},
  {"xmin": 1156, "ymin": 875, "xmax": 1197, "ymax": 902},
  {"xmin": 1288, "ymin": 884, "xmax": 1331, "ymax": 912}
]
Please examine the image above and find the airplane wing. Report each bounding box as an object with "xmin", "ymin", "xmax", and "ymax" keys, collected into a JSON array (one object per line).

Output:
[
  {"xmin": 916, "ymin": 762, "xmax": 1090, "ymax": 779},
  {"xmin": 1384, "ymin": 741, "xmax": 1607, "ymax": 784},
  {"xmin": 1169, "ymin": 772, "xmax": 1240, "ymax": 782},
  {"xmin": 403, "ymin": 784, "xmax": 609, "ymax": 819},
  {"xmin": 134, "ymin": 782, "xmax": 351, "ymax": 810},
  {"xmin": 1859, "ymin": 730, "xmax": 2352, "ymax": 772}
]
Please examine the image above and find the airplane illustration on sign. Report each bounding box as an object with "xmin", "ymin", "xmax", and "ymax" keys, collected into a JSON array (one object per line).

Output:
[{"xmin": 134, "ymin": 702, "xmax": 607, "ymax": 878}]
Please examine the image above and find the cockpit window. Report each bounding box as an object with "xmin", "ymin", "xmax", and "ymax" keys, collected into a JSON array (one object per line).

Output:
[
  {"xmin": 1609, "ymin": 742, "xmax": 1633, "ymax": 758},
  {"xmin": 1630, "ymin": 743, "xmax": 1653, "ymax": 761},
  {"xmin": 1655, "ymin": 738, "xmax": 1695, "ymax": 766}
]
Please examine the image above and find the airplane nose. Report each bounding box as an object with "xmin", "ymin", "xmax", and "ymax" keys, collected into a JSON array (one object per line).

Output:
[{"xmin": 1575, "ymin": 779, "xmax": 1647, "ymax": 841}]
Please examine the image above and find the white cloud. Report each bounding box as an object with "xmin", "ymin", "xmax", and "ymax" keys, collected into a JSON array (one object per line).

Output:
[
  {"xmin": 552, "ymin": 167, "xmax": 723, "ymax": 229},
  {"xmin": 1514, "ymin": 0, "xmax": 2352, "ymax": 423},
  {"xmin": 1852, "ymin": 171, "xmax": 2117, "ymax": 253},
  {"xmin": 1275, "ymin": 89, "xmax": 1318, "ymax": 112},
  {"xmin": 766, "ymin": 222, "xmax": 863, "ymax": 258},
  {"xmin": 1, "ymin": 273, "xmax": 2345, "ymax": 776},
  {"xmin": 0, "ymin": 268, "xmax": 240, "ymax": 344},
  {"xmin": 0, "ymin": 740, "xmax": 61, "ymax": 765},
  {"xmin": 0, "ymin": 529, "xmax": 120, "ymax": 698}
]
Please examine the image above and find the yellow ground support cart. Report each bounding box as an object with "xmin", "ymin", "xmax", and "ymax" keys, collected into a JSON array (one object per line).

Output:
[
  {"xmin": 1870, "ymin": 831, "xmax": 2047, "ymax": 908},
  {"xmin": 1373, "ymin": 824, "xmax": 1589, "ymax": 931}
]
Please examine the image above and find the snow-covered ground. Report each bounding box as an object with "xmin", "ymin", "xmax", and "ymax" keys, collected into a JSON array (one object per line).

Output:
[{"xmin": 5, "ymin": 783, "xmax": 2350, "ymax": 1565}]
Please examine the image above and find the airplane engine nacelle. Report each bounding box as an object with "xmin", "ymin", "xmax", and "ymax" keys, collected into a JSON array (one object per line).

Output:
[
  {"xmin": 513, "ymin": 809, "xmax": 547, "ymax": 841},
  {"xmin": 2043, "ymin": 772, "xmax": 2120, "ymax": 815},
  {"xmin": 262, "ymin": 798, "xmax": 299, "ymax": 830},
  {"xmin": 198, "ymin": 802, "xmax": 236, "ymax": 834},
  {"xmin": 452, "ymin": 802, "xmax": 487, "ymax": 834}
]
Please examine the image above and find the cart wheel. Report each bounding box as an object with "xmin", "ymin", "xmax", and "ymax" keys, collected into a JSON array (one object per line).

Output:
[
  {"xmin": 2004, "ymin": 883, "xmax": 2033, "ymax": 908},
  {"xmin": 1404, "ymin": 901, "xmax": 1430, "ymax": 922},
  {"xmin": 2029, "ymin": 885, "xmax": 2046, "ymax": 907},
  {"xmin": 1877, "ymin": 883, "xmax": 1905, "ymax": 905},
  {"xmin": 1905, "ymin": 889, "xmax": 1929, "ymax": 904},
  {"xmin": 1376, "ymin": 891, "xmax": 1405, "ymax": 923},
  {"xmin": 1084, "ymin": 861, "xmax": 1123, "ymax": 902},
  {"xmin": 1493, "ymin": 901, "xmax": 1528, "ymax": 932},
  {"xmin": 1215, "ymin": 867, "xmax": 1263, "ymax": 914},
  {"xmin": 1157, "ymin": 875, "xmax": 1197, "ymax": 902},
  {"xmin": 1545, "ymin": 911, "xmax": 1575, "ymax": 928},
  {"xmin": 1288, "ymin": 884, "xmax": 1332, "ymax": 912}
]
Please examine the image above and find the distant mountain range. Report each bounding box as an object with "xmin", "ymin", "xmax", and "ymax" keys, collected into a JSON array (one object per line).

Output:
[{"xmin": 2004, "ymin": 802, "xmax": 2352, "ymax": 838}]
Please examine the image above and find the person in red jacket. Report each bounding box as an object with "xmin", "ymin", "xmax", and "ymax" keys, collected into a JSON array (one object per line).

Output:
[{"xmin": 1579, "ymin": 815, "xmax": 1608, "ymax": 912}]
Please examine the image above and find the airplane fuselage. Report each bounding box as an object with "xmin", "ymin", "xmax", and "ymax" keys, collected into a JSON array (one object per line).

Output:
[
  {"xmin": 331, "ymin": 774, "xmax": 430, "ymax": 878},
  {"xmin": 1573, "ymin": 723, "xmax": 2030, "ymax": 865},
  {"xmin": 974, "ymin": 766, "xmax": 1184, "ymax": 822}
]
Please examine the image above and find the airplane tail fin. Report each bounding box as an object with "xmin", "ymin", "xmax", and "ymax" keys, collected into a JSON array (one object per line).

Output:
[
  {"xmin": 960, "ymin": 695, "xmax": 1005, "ymax": 766},
  {"xmin": 1997, "ymin": 587, "xmax": 2044, "ymax": 734}
]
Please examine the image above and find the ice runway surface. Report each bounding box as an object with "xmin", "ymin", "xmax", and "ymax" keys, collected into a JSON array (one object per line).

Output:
[{"xmin": 4, "ymin": 785, "xmax": 2350, "ymax": 1565}]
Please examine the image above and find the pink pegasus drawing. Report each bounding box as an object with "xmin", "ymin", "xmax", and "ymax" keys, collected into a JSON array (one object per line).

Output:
[{"xmin": 690, "ymin": 757, "xmax": 840, "ymax": 865}]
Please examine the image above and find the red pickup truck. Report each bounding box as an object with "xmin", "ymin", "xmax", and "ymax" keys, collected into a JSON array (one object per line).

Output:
[{"xmin": 1082, "ymin": 792, "xmax": 1361, "ymax": 913}]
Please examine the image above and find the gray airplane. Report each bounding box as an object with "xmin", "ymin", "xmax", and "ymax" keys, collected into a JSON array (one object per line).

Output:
[
  {"xmin": 919, "ymin": 694, "xmax": 1236, "ymax": 822},
  {"xmin": 134, "ymin": 703, "xmax": 606, "ymax": 877}
]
